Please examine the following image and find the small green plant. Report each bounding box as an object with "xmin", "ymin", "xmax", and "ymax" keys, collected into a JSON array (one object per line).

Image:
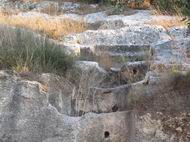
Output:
[
  {"xmin": 0, "ymin": 27, "xmax": 74, "ymax": 74},
  {"xmin": 114, "ymin": 1, "xmax": 125, "ymax": 14}
]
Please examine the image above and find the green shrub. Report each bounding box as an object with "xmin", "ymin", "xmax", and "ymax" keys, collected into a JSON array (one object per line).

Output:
[{"xmin": 0, "ymin": 27, "xmax": 74, "ymax": 74}]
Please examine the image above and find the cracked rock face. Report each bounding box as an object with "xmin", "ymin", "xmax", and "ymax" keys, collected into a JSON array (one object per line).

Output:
[
  {"xmin": 0, "ymin": 72, "xmax": 176, "ymax": 142},
  {"xmin": 0, "ymin": 72, "xmax": 158, "ymax": 142},
  {"xmin": 0, "ymin": 71, "xmax": 78, "ymax": 142},
  {"xmin": 0, "ymin": 70, "xmax": 189, "ymax": 142}
]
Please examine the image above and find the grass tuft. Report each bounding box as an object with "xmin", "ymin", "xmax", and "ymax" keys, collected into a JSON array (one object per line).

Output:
[{"xmin": 0, "ymin": 27, "xmax": 74, "ymax": 74}]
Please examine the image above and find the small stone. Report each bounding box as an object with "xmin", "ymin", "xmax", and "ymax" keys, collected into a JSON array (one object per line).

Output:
[{"xmin": 176, "ymin": 127, "xmax": 183, "ymax": 133}]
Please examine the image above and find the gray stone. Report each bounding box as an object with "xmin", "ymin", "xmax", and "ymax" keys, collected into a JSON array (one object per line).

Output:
[
  {"xmin": 34, "ymin": 1, "xmax": 59, "ymax": 11},
  {"xmin": 151, "ymin": 38, "xmax": 190, "ymax": 72},
  {"xmin": 120, "ymin": 61, "xmax": 149, "ymax": 83},
  {"xmin": 61, "ymin": 2, "xmax": 80, "ymax": 11},
  {"xmin": 168, "ymin": 26, "xmax": 189, "ymax": 39},
  {"xmin": 75, "ymin": 61, "xmax": 106, "ymax": 73},
  {"xmin": 84, "ymin": 12, "xmax": 107, "ymax": 24},
  {"xmin": 64, "ymin": 25, "xmax": 165, "ymax": 46},
  {"xmin": 99, "ymin": 19, "xmax": 125, "ymax": 29},
  {"xmin": 39, "ymin": 74, "xmax": 75, "ymax": 115}
]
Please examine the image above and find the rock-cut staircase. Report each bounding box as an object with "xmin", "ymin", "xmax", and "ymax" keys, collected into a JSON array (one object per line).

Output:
[{"xmin": 0, "ymin": 5, "xmax": 190, "ymax": 142}]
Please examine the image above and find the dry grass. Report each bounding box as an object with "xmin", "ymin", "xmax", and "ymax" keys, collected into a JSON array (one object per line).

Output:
[
  {"xmin": 150, "ymin": 4, "xmax": 182, "ymax": 16},
  {"xmin": 98, "ymin": 52, "xmax": 112, "ymax": 71},
  {"xmin": 0, "ymin": 26, "xmax": 74, "ymax": 74},
  {"xmin": 149, "ymin": 1, "xmax": 187, "ymax": 29},
  {"xmin": 146, "ymin": 18, "xmax": 185, "ymax": 29},
  {"xmin": 0, "ymin": 11, "xmax": 86, "ymax": 40}
]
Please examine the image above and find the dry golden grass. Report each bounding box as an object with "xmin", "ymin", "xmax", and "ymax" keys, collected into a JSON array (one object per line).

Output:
[
  {"xmin": 0, "ymin": 11, "xmax": 86, "ymax": 40},
  {"xmin": 150, "ymin": 4, "xmax": 181, "ymax": 16},
  {"xmin": 149, "ymin": 2, "xmax": 186, "ymax": 29},
  {"xmin": 146, "ymin": 18, "xmax": 185, "ymax": 29},
  {"xmin": 98, "ymin": 52, "xmax": 112, "ymax": 71}
]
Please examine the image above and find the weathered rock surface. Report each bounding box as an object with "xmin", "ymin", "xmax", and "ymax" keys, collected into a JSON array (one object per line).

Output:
[
  {"xmin": 1, "ymin": 71, "xmax": 188, "ymax": 142},
  {"xmin": 64, "ymin": 25, "xmax": 166, "ymax": 45},
  {"xmin": 0, "ymin": 1, "xmax": 190, "ymax": 142}
]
